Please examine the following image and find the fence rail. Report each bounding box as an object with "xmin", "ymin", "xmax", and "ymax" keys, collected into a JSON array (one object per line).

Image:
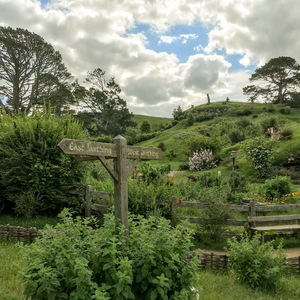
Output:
[
  {"xmin": 172, "ymin": 197, "xmax": 300, "ymax": 226},
  {"xmin": 70, "ymin": 185, "xmax": 112, "ymax": 217}
]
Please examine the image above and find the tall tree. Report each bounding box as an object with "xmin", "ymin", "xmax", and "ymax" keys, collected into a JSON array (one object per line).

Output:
[
  {"xmin": 243, "ymin": 57, "xmax": 300, "ymax": 104},
  {"xmin": 0, "ymin": 26, "xmax": 76, "ymax": 113},
  {"xmin": 81, "ymin": 68, "xmax": 135, "ymax": 136},
  {"xmin": 140, "ymin": 120, "xmax": 151, "ymax": 134}
]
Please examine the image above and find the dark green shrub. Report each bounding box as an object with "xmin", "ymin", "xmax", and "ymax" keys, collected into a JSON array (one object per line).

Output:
[
  {"xmin": 228, "ymin": 129, "xmax": 245, "ymax": 144},
  {"xmin": 235, "ymin": 117, "xmax": 252, "ymax": 129},
  {"xmin": 178, "ymin": 162, "xmax": 190, "ymax": 171},
  {"xmin": 227, "ymin": 234, "xmax": 286, "ymax": 290},
  {"xmin": 260, "ymin": 116, "xmax": 278, "ymax": 133},
  {"xmin": 186, "ymin": 113, "xmax": 194, "ymax": 126},
  {"xmin": 165, "ymin": 149, "xmax": 176, "ymax": 160},
  {"xmin": 140, "ymin": 120, "xmax": 151, "ymax": 133},
  {"xmin": 263, "ymin": 176, "xmax": 291, "ymax": 199},
  {"xmin": 195, "ymin": 115, "xmax": 214, "ymax": 122},
  {"xmin": 187, "ymin": 135, "xmax": 221, "ymax": 154},
  {"xmin": 279, "ymin": 106, "xmax": 291, "ymax": 114},
  {"xmin": 157, "ymin": 142, "xmax": 166, "ymax": 152},
  {"xmin": 280, "ymin": 128, "xmax": 293, "ymax": 140},
  {"xmin": 236, "ymin": 109, "xmax": 251, "ymax": 116},
  {"xmin": 20, "ymin": 209, "xmax": 200, "ymax": 299},
  {"xmin": 0, "ymin": 110, "xmax": 87, "ymax": 216}
]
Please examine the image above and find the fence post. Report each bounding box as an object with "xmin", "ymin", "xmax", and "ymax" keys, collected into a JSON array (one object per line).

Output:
[
  {"xmin": 113, "ymin": 135, "xmax": 129, "ymax": 242},
  {"xmin": 85, "ymin": 185, "xmax": 93, "ymax": 217},
  {"xmin": 249, "ymin": 200, "xmax": 256, "ymax": 217},
  {"xmin": 249, "ymin": 200, "xmax": 256, "ymax": 230},
  {"xmin": 171, "ymin": 196, "xmax": 177, "ymax": 226}
]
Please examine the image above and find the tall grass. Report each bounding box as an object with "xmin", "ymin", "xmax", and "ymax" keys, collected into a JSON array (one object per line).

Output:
[
  {"xmin": 0, "ymin": 240, "xmax": 26, "ymax": 299},
  {"xmin": 0, "ymin": 214, "xmax": 58, "ymax": 229}
]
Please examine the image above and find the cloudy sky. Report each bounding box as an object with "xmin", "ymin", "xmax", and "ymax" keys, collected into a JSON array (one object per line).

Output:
[{"xmin": 1, "ymin": 0, "xmax": 299, "ymax": 117}]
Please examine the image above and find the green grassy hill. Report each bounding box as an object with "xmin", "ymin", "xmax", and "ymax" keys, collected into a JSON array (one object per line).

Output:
[
  {"xmin": 132, "ymin": 114, "xmax": 172, "ymax": 131},
  {"xmin": 136, "ymin": 101, "xmax": 300, "ymax": 178}
]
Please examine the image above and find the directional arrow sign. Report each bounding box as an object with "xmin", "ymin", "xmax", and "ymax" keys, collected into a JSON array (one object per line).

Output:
[{"xmin": 58, "ymin": 138, "xmax": 163, "ymax": 160}]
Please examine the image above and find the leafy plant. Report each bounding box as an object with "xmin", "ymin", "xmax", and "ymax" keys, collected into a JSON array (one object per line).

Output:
[
  {"xmin": 227, "ymin": 234, "xmax": 286, "ymax": 290},
  {"xmin": 244, "ymin": 138, "xmax": 273, "ymax": 178},
  {"xmin": 263, "ymin": 176, "xmax": 291, "ymax": 199},
  {"xmin": 20, "ymin": 209, "xmax": 200, "ymax": 300}
]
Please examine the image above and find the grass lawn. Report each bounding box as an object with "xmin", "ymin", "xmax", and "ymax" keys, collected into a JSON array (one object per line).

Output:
[{"xmin": 0, "ymin": 240, "xmax": 26, "ymax": 300}]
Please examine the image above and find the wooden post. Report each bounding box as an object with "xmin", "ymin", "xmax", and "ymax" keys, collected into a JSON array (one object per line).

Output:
[
  {"xmin": 85, "ymin": 185, "xmax": 93, "ymax": 217},
  {"xmin": 249, "ymin": 200, "xmax": 256, "ymax": 217},
  {"xmin": 249, "ymin": 200, "xmax": 256, "ymax": 236},
  {"xmin": 171, "ymin": 196, "xmax": 178, "ymax": 226},
  {"xmin": 113, "ymin": 135, "xmax": 129, "ymax": 240}
]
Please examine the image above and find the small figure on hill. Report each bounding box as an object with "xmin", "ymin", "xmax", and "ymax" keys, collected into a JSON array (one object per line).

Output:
[{"xmin": 207, "ymin": 94, "xmax": 211, "ymax": 105}]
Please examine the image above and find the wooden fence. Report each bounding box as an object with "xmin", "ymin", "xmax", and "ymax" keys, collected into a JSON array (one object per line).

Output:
[
  {"xmin": 171, "ymin": 197, "xmax": 300, "ymax": 227},
  {"xmin": 69, "ymin": 185, "xmax": 112, "ymax": 217}
]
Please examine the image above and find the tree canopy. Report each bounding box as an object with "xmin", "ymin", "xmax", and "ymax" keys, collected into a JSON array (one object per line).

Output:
[
  {"xmin": 243, "ymin": 56, "xmax": 300, "ymax": 104},
  {"xmin": 0, "ymin": 26, "xmax": 76, "ymax": 114},
  {"xmin": 78, "ymin": 68, "xmax": 135, "ymax": 136}
]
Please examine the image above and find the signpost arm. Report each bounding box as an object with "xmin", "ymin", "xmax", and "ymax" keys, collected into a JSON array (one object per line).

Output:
[
  {"xmin": 97, "ymin": 155, "xmax": 119, "ymax": 182},
  {"xmin": 113, "ymin": 135, "xmax": 129, "ymax": 242},
  {"xmin": 127, "ymin": 158, "xmax": 140, "ymax": 178}
]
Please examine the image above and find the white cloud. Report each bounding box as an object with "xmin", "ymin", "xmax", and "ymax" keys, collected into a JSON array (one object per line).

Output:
[
  {"xmin": 0, "ymin": 0, "xmax": 299, "ymax": 117},
  {"xmin": 183, "ymin": 54, "xmax": 231, "ymax": 91},
  {"xmin": 159, "ymin": 35, "xmax": 178, "ymax": 44}
]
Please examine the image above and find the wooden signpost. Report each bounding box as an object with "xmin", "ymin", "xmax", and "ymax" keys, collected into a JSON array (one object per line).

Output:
[{"xmin": 58, "ymin": 135, "xmax": 163, "ymax": 240}]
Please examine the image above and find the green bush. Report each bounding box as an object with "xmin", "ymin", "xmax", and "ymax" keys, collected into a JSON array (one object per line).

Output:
[
  {"xmin": 157, "ymin": 142, "xmax": 166, "ymax": 152},
  {"xmin": 280, "ymin": 128, "xmax": 293, "ymax": 140},
  {"xmin": 128, "ymin": 180, "xmax": 173, "ymax": 218},
  {"xmin": 20, "ymin": 209, "xmax": 200, "ymax": 300},
  {"xmin": 260, "ymin": 116, "xmax": 278, "ymax": 133},
  {"xmin": 244, "ymin": 138, "xmax": 272, "ymax": 178},
  {"xmin": 235, "ymin": 109, "xmax": 251, "ymax": 116},
  {"xmin": 187, "ymin": 135, "xmax": 221, "ymax": 155},
  {"xmin": 227, "ymin": 128, "xmax": 245, "ymax": 144},
  {"xmin": 263, "ymin": 176, "xmax": 291, "ymax": 199},
  {"xmin": 279, "ymin": 106, "xmax": 291, "ymax": 114},
  {"xmin": 0, "ymin": 110, "xmax": 87, "ymax": 216},
  {"xmin": 227, "ymin": 234, "xmax": 286, "ymax": 290},
  {"xmin": 235, "ymin": 117, "xmax": 252, "ymax": 129}
]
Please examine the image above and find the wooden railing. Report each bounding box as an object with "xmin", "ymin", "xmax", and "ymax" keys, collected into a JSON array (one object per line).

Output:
[
  {"xmin": 69, "ymin": 185, "xmax": 112, "ymax": 217},
  {"xmin": 171, "ymin": 197, "xmax": 300, "ymax": 227}
]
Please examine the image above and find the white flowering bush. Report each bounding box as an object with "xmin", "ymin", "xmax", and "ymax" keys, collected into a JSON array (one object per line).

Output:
[{"xmin": 189, "ymin": 149, "xmax": 217, "ymax": 171}]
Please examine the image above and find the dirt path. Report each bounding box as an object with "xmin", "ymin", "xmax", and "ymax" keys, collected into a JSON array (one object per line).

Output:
[{"xmin": 202, "ymin": 248, "xmax": 300, "ymax": 258}]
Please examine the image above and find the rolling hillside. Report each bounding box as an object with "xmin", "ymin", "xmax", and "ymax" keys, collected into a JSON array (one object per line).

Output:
[{"xmin": 136, "ymin": 101, "xmax": 300, "ymax": 179}]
